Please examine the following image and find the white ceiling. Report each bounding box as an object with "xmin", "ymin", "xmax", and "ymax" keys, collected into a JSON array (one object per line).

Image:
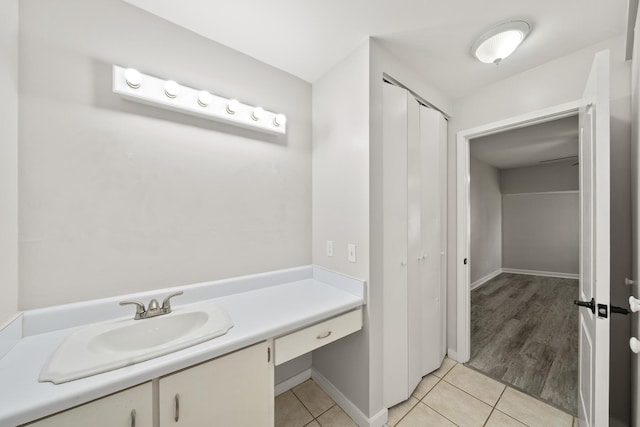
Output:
[
  {"xmin": 470, "ymin": 115, "xmax": 579, "ymax": 169},
  {"xmin": 123, "ymin": 0, "xmax": 628, "ymax": 99}
]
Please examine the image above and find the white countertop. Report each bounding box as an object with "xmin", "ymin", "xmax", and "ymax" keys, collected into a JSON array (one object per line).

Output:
[{"xmin": 0, "ymin": 266, "xmax": 364, "ymax": 427}]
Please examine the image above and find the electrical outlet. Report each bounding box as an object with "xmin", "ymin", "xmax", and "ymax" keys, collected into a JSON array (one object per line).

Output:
[
  {"xmin": 326, "ymin": 240, "xmax": 333, "ymax": 257},
  {"xmin": 348, "ymin": 244, "xmax": 356, "ymax": 263}
]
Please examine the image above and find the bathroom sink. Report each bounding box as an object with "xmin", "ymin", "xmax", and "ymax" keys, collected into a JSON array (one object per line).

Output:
[{"xmin": 39, "ymin": 300, "xmax": 234, "ymax": 384}]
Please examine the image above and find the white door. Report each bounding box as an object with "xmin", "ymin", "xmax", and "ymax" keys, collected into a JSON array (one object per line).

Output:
[
  {"xmin": 382, "ymin": 82, "xmax": 447, "ymax": 407},
  {"xmin": 407, "ymin": 96, "xmax": 423, "ymax": 393},
  {"xmin": 576, "ymin": 50, "xmax": 610, "ymax": 427},
  {"xmin": 419, "ymin": 106, "xmax": 447, "ymax": 373},
  {"xmin": 382, "ymin": 82, "xmax": 410, "ymax": 407}
]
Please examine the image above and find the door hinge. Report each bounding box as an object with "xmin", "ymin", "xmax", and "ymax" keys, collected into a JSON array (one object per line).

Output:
[{"xmin": 267, "ymin": 347, "xmax": 271, "ymax": 362}]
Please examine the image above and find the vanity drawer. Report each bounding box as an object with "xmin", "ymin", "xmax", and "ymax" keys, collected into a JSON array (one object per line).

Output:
[{"xmin": 274, "ymin": 308, "xmax": 362, "ymax": 365}]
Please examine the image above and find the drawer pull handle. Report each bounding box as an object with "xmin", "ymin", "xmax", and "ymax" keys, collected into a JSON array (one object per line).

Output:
[
  {"xmin": 174, "ymin": 393, "xmax": 180, "ymax": 422},
  {"xmin": 317, "ymin": 331, "xmax": 332, "ymax": 339},
  {"xmin": 130, "ymin": 409, "xmax": 136, "ymax": 427}
]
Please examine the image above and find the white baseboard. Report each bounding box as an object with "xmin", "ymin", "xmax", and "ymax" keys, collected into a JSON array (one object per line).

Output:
[
  {"xmin": 501, "ymin": 268, "xmax": 579, "ymax": 280},
  {"xmin": 311, "ymin": 368, "xmax": 388, "ymax": 427},
  {"xmin": 274, "ymin": 369, "xmax": 311, "ymax": 396},
  {"xmin": 470, "ymin": 268, "xmax": 503, "ymax": 290}
]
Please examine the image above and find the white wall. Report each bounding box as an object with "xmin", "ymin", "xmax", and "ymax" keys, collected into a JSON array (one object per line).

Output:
[
  {"xmin": 501, "ymin": 162, "xmax": 580, "ymax": 275},
  {"xmin": 500, "ymin": 161, "xmax": 579, "ymax": 194},
  {"xmin": 469, "ymin": 156, "xmax": 501, "ymax": 284},
  {"xmin": 449, "ymin": 35, "xmax": 632, "ymax": 425},
  {"xmin": 311, "ymin": 41, "xmax": 371, "ymax": 416},
  {"xmin": 502, "ymin": 193, "xmax": 579, "ymax": 274},
  {"xmin": 0, "ymin": 0, "xmax": 19, "ymax": 326},
  {"xmin": 18, "ymin": 0, "xmax": 312, "ymax": 309}
]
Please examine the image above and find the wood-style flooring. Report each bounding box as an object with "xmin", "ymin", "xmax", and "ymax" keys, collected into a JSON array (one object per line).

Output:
[{"xmin": 467, "ymin": 273, "xmax": 578, "ymax": 416}]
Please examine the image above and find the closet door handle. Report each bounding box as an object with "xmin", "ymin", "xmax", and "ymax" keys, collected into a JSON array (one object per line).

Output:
[
  {"xmin": 174, "ymin": 393, "xmax": 180, "ymax": 422},
  {"xmin": 130, "ymin": 409, "xmax": 136, "ymax": 427}
]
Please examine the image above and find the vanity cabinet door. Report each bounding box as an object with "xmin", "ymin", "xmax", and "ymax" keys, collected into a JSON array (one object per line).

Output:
[
  {"xmin": 22, "ymin": 382, "xmax": 152, "ymax": 427},
  {"xmin": 159, "ymin": 341, "xmax": 273, "ymax": 427}
]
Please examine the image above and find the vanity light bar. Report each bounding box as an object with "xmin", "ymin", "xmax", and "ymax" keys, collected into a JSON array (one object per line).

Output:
[{"xmin": 112, "ymin": 65, "xmax": 287, "ymax": 135}]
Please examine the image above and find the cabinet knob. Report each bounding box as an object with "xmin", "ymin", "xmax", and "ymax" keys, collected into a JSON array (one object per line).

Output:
[
  {"xmin": 130, "ymin": 409, "xmax": 136, "ymax": 427},
  {"xmin": 400, "ymin": 261, "xmax": 407, "ymax": 267},
  {"xmin": 317, "ymin": 331, "xmax": 332, "ymax": 339}
]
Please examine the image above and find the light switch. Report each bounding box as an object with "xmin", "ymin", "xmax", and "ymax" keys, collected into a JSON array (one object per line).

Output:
[
  {"xmin": 348, "ymin": 244, "xmax": 356, "ymax": 263},
  {"xmin": 326, "ymin": 240, "xmax": 333, "ymax": 257}
]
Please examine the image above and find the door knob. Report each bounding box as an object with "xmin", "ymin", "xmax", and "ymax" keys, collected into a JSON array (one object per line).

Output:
[
  {"xmin": 574, "ymin": 298, "xmax": 595, "ymax": 314},
  {"xmin": 629, "ymin": 296, "xmax": 640, "ymax": 313},
  {"xmin": 630, "ymin": 337, "xmax": 640, "ymax": 354}
]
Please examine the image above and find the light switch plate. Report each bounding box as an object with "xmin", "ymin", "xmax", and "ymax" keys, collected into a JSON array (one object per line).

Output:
[{"xmin": 348, "ymin": 244, "xmax": 356, "ymax": 263}]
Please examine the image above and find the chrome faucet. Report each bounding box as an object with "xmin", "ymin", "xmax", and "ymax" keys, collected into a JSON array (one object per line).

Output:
[{"xmin": 120, "ymin": 291, "xmax": 184, "ymax": 320}]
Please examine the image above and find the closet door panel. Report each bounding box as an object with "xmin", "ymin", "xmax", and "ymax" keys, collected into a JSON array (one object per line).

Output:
[
  {"xmin": 419, "ymin": 106, "xmax": 446, "ymax": 374},
  {"xmin": 382, "ymin": 82, "xmax": 410, "ymax": 407},
  {"xmin": 407, "ymin": 98, "xmax": 423, "ymax": 392}
]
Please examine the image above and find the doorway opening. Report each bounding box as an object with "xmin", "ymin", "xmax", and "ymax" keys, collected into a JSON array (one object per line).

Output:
[
  {"xmin": 466, "ymin": 114, "xmax": 580, "ymax": 415},
  {"xmin": 455, "ymin": 100, "xmax": 584, "ymax": 416}
]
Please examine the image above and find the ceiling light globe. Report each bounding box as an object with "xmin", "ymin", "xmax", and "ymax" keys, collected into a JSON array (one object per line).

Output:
[{"xmin": 472, "ymin": 21, "xmax": 530, "ymax": 65}]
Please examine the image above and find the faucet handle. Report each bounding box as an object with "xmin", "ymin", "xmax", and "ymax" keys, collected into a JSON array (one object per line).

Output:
[
  {"xmin": 161, "ymin": 291, "xmax": 184, "ymax": 312},
  {"xmin": 120, "ymin": 300, "xmax": 146, "ymax": 319}
]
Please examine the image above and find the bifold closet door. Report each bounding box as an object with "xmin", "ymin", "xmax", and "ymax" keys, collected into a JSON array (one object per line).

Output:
[
  {"xmin": 419, "ymin": 106, "xmax": 447, "ymax": 374},
  {"xmin": 382, "ymin": 82, "xmax": 447, "ymax": 408},
  {"xmin": 382, "ymin": 82, "xmax": 410, "ymax": 407}
]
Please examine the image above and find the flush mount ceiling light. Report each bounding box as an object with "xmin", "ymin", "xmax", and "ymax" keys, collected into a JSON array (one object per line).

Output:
[{"xmin": 471, "ymin": 20, "xmax": 530, "ymax": 65}]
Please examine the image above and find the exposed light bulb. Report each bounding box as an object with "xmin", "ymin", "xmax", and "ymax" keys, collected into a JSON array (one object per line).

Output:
[
  {"xmin": 197, "ymin": 90, "xmax": 213, "ymax": 107},
  {"xmin": 226, "ymin": 99, "xmax": 240, "ymax": 114},
  {"xmin": 251, "ymin": 107, "xmax": 265, "ymax": 121},
  {"xmin": 273, "ymin": 113, "xmax": 287, "ymax": 127},
  {"xmin": 124, "ymin": 68, "xmax": 142, "ymax": 89},
  {"xmin": 164, "ymin": 80, "xmax": 180, "ymax": 98}
]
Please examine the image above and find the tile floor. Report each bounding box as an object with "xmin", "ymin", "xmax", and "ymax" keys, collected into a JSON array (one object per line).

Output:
[{"xmin": 275, "ymin": 357, "xmax": 578, "ymax": 427}]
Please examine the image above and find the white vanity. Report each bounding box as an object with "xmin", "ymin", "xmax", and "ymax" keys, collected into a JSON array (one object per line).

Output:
[{"xmin": 0, "ymin": 266, "xmax": 365, "ymax": 427}]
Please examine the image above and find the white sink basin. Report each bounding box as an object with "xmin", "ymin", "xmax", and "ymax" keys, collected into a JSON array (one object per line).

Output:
[{"xmin": 39, "ymin": 300, "xmax": 233, "ymax": 384}]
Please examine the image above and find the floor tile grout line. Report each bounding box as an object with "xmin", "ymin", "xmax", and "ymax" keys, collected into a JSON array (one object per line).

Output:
[
  {"xmin": 438, "ymin": 374, "xmax": 497, "ymax": 410},
  {"xmin": 420, "ymin": 400, "xmax": 462, "ymax": 427},
  {"xmin": 289, "ymin": 387, "xmax": 317, "ymax": 424},
  {"xmin": 312, "ymin": 402, "xmax": 337, "ymax": 423},
  {"xmin": 290, "ymin": 380, "xmax": 338, "ymax": 424}
]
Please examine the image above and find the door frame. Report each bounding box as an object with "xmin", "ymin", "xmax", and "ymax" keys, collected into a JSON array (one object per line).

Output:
[{"xmin": 455, "ymin": 100, "xmax": 584, "ymax": 362}]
